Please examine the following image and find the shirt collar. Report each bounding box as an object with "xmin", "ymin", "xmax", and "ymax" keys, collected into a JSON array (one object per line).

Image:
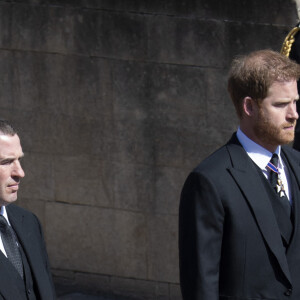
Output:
[
  {"xmin": 236, "ymin": 127, "xmax": 282, "ymax": 171},
  {"xmin": 0, "ymin": 206, "xmax": 10, "ymax": 225}
]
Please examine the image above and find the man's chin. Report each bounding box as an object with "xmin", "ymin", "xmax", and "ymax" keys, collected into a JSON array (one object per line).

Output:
[
  {"xmin": 279, "ymin": 137, "xmax": 295, "ymax": 145},
  {"xmin": 2, "ymin": 197, "xmax": 18, "ymax": 206}
]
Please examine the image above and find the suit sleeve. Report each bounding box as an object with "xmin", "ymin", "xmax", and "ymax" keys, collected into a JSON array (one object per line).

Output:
[{"xmin": 179, "ymin": 171, "xmax": 225, "ymax": 300}]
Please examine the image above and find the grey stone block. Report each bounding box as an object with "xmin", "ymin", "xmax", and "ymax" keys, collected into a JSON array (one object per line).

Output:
[
  {"xmin": 169, "ymin": 284, "xmax": 182, "ymax": 300},
  {"xmin": 112, "ymin": 61, "xmax": 207, "ymax": 116},
  {"xmin": 54, "ymin": 270, "xmax": 112, "ymax": 297},
  {"xmin": 0, "ymin": 4, "xmax": 50, "ymax": 50},
  {"xmin": 0, "ymin": 51, "xmax": 17, "ymax": 111},
  {"xmin": 17, "ymin": 198, "xmax": 46, "ymax": 229},
  {"xmin": 0, "ymin": 2, "xmax": 295, "ymax": 66},
  {"xmin": 0, "ymin": 4, "xmax": 148, "ymax": 61},
  {"xmin": 148, "ymin": 17, "xmax": 227, "ymax": 67},
  {"xmin": 33, "ymin": 0, "xmax": 297, "ymax": 26},
  {"xmin": 154, "ymin": 166, "xmax": 188, "ymax": 216},
  {"xmin": 110, "ymin": 112, "xmax": 155, "ymax": 166},
  {"xmin": 0, "ymin": 51, "xmax": 112, "ymax": 119},
  {"xmin": 15, "ymin": 110, "xmax": 98, "ymax": 155},
  {"xmin": 45, "ymin": 203, "xmax": 147, "ymax": 278},
  {"xmin": 58, "ymin": 293, "xmax": 105, "ymax": 300},
  {"xmin": 224, "ymin": 23, "xmax": 294, "ymax": 65},
  {"xmin": 112, "ymin": 60, "xmax": 216, "ymax": 167},
  {"xmin": 36, "ymin": 55, "xmax": 113, "ymax": 120},
  {"xmin": 21, "ymin": 152, "xmax": 55, "ymax": 201},
  {"xmin": 74, "ymin": 272, "xmax": 111, "ymax": 294},
  {"xmin": 111, "ymin": 277, "xmax": 169, "ymax": 300},
  {"xmin": 113, "ymin": 162, "xmax": 155, "ymax": 212},
  {"xmin": 147, "ymin": 214, "xmax": 179, "ymax": 283},
  {"xmin": 53, "ymin": 155, "xmax": 113, "ymax": 207},
  {"xmin": 93, "ymin": 12, "xmax": 148, "ymax": 61},
  {"xmin": 222, "ymin": 0, "xmax": 297, "ymax": 25}
]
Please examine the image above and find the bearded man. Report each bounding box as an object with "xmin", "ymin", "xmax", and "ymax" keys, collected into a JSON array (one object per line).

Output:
[{"xmin": 179, "ymin": 50, "xmax": 300, "ymax": 300}]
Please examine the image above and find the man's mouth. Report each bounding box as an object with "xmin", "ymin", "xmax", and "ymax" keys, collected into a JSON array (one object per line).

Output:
[
  {"xmin": 283, "ymin": 122, "xmax": 296, "ymax": 130},
  {"xmin": 7, "ymin": 184, "xmax": 19, "ymax": 191}
]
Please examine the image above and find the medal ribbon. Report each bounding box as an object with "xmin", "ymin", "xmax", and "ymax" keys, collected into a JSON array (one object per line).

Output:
[{"xmin": 266, "ymin": 161, "xmax": 279, "ymax": 174}]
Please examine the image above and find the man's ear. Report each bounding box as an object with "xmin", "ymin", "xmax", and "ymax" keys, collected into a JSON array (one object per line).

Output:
[{"xmin": 243, "ymin": 96, "xmax": 257, "ymax": 117}]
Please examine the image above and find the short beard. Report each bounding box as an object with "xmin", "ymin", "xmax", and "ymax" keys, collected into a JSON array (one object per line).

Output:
[{"xmin": 254, "ymin": 112, "xmax": 296, "ymax": 147}]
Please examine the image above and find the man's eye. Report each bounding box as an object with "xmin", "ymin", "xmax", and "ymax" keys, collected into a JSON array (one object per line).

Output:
[
  {"xmin": 275, "ymin": 103, "xmax": 287, "ymax": 107},
  {"xmin": 1, "ymin": 160, "xmax": 12, "ymax": 165}
]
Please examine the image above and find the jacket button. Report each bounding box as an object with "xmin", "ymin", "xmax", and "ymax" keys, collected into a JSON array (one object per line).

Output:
[{"xmin": 284, "ymin": 288, "xmax": 292, "ymax": 296}]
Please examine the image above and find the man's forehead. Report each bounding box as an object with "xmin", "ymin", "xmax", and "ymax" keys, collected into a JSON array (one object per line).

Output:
[
  {"xmin": 0, "ymin": 134, "xmax": 17, "ymax": 141},
  {"xmin": 0, "ymin": 134, "xmax": 23, "ymax": 155}
]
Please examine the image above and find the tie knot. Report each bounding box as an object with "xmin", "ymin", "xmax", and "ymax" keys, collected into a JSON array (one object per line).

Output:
[{"xmin": 270, "ymin": 153, "xmax": 279, "ymax": 168}]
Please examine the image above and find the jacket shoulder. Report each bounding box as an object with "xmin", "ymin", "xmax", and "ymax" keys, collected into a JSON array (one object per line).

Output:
[
  {"xmin": 7, "ymin": 204, "xmax": 36, "ymax": 218},
  {"xmin": 6, "ymin": 204, "xmax": 40, "ymax": 229},
  {"xmin": 193, "ymin": 144, "xmax": 232, "ymax": 175},
  {"xmin": 282, "ymin": 145, "xmax": 300, "ymax": 159}
]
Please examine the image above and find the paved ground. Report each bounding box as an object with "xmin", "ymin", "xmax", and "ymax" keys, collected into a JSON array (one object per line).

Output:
[
  {"xmin": 58, "ymin": 293, "xmax": 121, "ymax": 300},
  {"xmin": 57, "ymin": 292, "xmax": 137, "ymax": 300},
  {"xmin": 58, "ymin": 294, "xmax": 104, "ymax": 299}
]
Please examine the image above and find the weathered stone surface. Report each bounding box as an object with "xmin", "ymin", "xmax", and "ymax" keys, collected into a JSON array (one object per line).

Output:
[
  {"xmin": 169, "ymin": 284, "xmax": 182, "ymax": 300},
  {"xmin": 224, "ymin": 22, "xmax": 295, "ymax": 63},
  {"xmin": 74, "ymin": 272, "xmax": 111, "ymax": 294},
  {"xmin": 154, "ymin": 166, "xmax": 188, "ymax": 215},
  {"xmin": 0, "ymin": 2, "xmax": 293, "ymax": 67},
  {"xmin": 111, "ymin": 277, "xmax": 169, "ymax": 300},
  {"xmin": 17, "ymin": 198, "xmax": 46, "ymax": 229},
  {"xmin": 15, "ymin": 0, "xmax": 297, "ymax": 26},
  {"xmin": 148, "ymin": 18, "xmax": 227, "ymax": 67},
  {"xmin": 53, "ymin": 156, "xmax": 113, "ymax": 207},
  {"xmin": 113, "ymin": 162, "xmax": 155, "ymax": 212},
  {"xmin": 0, "ymin": 1, "xmax": 296, "ymax": 299},
  {"xmin": 53, "ymin": 270, "xmax": 112, "ymax": 297},
  {"xmin": 147, "ymin": 215, "xmax": 179, "ymax": 283},
  {"xmin": 112, "ymin": 60, "xmax": 222, "ymax": 167},
  {"xmin": 21, "ymin": 152, "xmax": 55, "ymax": 201},
  {"xmin": 46, "ymin": 202, "xmax": 147, "ymax": 278},
  {"xmin": 0, "ymin": 51, "xmax": 113, "ymax": 121}
]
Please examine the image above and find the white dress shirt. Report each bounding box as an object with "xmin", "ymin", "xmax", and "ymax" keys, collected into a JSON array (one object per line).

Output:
[
  {"xmin": 236, "ymin": 128, "xmax": 291, "ymax": 201},
  {"xmin": 0, "ymin": 206, "xmax": 11, "ymax": 257}
]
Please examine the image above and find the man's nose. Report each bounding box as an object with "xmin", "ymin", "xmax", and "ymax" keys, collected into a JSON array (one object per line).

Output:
[
  {"xmin": 12, "ymin": 161, "xmax": 25, "ymax": 178},
  {"xmin": 288, "ymin": 103, "xmax": 299, "ymax": 120}
]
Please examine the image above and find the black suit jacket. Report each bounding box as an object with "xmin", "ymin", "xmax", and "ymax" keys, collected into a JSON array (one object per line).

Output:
[
  {"xmin": 0, "ymin": 204, "xmax": 56, "ymax": 300},
  {"xmin": 179, "ymin": 133, "xmax": 300, "ymax": 300}
]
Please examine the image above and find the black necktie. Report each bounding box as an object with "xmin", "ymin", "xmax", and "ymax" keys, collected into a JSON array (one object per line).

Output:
[
  {"xmin": 269, "ymin": 153, "xmax": 291, "ymax": 217},
  {"xmin": 0, "ymin": 215, "xmax": 23, "ymax": 278}
]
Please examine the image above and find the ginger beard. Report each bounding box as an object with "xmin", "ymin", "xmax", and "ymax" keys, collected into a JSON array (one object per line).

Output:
[{"xmin": 253, "ymin": 107, "xmax": 297, "ymax": 147}]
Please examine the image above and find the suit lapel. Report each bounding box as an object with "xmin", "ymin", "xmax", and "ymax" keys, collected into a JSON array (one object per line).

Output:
[
  {"xmin": 281, "ymin": 147, "xmax": 300, "ymax": 187},
  {"xmin": 6, "ymin": 206, "xmax": 51, "ymax": 299},
  {"xmin": 226, "ymin": 135, "xmax": 292, "ymax": 285},
  {"xmin": 281, "ymin": 147, "xmax": 300, "ymax": 249}
]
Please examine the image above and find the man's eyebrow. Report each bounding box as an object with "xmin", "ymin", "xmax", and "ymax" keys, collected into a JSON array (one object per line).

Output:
[
  {"xmin": 276, "ymin": 96, "xmax": 299, "ymax": 102},
  {"xmin": 0, "ymin": 154, "xmax": 25, "ymax": 161}
]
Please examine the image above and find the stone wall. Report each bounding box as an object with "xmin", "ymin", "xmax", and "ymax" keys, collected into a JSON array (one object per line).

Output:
[{"xmin": 0, "ymin": 0, "xmax": 297, "ymax": 299}]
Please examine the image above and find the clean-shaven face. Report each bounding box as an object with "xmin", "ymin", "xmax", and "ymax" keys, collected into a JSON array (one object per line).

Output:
[{"xmin": 0, "ymin": 134, "xmax": 25, "ymax": 206}]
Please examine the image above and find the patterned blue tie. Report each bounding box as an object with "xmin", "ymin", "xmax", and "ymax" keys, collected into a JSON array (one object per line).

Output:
[{"xmin": 268, "ymin": 154, "xmax": 291, "ymax": 217}]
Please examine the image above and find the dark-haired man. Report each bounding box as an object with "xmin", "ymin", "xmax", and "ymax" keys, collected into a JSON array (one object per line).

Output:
[
  {"xmin": 0, "ymin": 120, "xmax": 56, "ymax": 299},
  {"xmin": 179, "ymin": 50, "xmax": 300, "ymax": 299}
]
